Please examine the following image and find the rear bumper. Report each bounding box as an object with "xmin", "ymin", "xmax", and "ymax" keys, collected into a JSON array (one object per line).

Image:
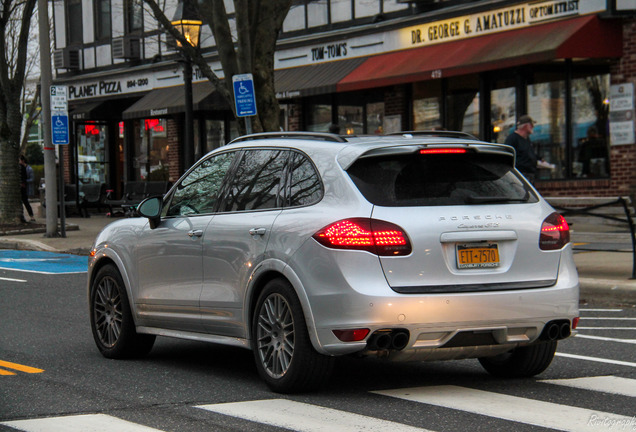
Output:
[{"xmin": 291, "ymin": 242, "xmax": 579, "ymax": 357}]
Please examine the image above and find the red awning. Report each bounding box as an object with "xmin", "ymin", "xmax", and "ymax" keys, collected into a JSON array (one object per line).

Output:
[{"xmin": 337, "ymin": 16, "xmax": 622, "ymax": 92}]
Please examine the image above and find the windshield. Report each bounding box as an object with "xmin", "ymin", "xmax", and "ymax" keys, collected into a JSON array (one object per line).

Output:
[{"xmin": 347, "ymin": 151, "xmax": 537, "ymax": 207}]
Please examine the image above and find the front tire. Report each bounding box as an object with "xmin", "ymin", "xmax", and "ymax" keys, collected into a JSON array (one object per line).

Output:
[
  {"xmin": 478, "ymin": 340, "xmax": 557, "ymax": 378},
  {"xmin": 252, "ymin": 278, "xmax": 334, "ymax": 393},
  {"xmin": 90, "ymin": 264, "xmax": 155, "ymax": 359}
]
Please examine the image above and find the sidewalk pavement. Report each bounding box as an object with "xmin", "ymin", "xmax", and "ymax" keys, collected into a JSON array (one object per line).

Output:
[{"xmin": 1, "ymin": 208, "xmax": 635, "ymax": 307}]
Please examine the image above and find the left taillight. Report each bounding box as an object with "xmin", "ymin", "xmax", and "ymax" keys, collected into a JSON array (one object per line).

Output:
[
  {"xmin": 540, "ymin": 212, "xmax": 570, "ymax": 250},
  {"xmin": 312, "ymin": 218, "xmax": 412, "ymax": 256}
]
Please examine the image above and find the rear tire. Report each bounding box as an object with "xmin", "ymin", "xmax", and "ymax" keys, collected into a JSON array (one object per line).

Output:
[
  {"xmin": 478, "ymin": 341, "xmax": 557, "ymax": 378},
  {"xmin": 90, "ymin": 264, "xmax": 155, "ymax": 359},
  {"xmin": 252, "ymin": 278, "xmax": 334, "ymax": 393}
]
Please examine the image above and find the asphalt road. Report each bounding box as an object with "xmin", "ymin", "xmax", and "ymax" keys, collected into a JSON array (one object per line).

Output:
[{"xmin": 0, "ymin": 252, "xmax": 635, "ymax": 432}]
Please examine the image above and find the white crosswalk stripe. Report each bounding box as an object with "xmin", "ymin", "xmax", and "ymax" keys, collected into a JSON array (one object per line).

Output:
[
  {"xmin": 197, "ymin": 399, "xmax": 429, "ymax": 432},
  {"xmin": 540, "ymin": 375, "xmax": 636, "ymax": 398},
  {"xmin": 372, "ymin": 385, "xmax": 635, "ymax": 432},
  {"xmin": 3, "ymin": 376, "xmax": 635, "ymax": 432},
  {"xmin": 0, "ymin": 414, "xmax": 164, "ymax": 432}
]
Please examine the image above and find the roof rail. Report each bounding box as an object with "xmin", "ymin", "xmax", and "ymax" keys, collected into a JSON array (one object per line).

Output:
[
  {"xmin": 229, "ymin": 131, "xmax": 348, "ymax": 144},
  {"xmin": 389, "ymin": 130, "xmax": 480, "ymax": 140}
]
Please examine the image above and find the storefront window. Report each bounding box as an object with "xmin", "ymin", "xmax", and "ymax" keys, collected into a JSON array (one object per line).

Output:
[
  {"xmin": 77, "ymin": 122, "xmax": 108, "ymax": 185},
  {"xmin": 202, "ymin": 120, "xmax": 225, "ymax": 155},
  {"xmin": 527, "ymin": 78, "xmax": 566, "ymax": 180},
  {"xmin": 338, "ymin": 105, "xmax": 363, "ymax": 135},
  {"xmin": 367, "ymin": 102, "xmax": 384, "ymax": 134},
  {"xmin": 413, "ymin": 81, "xmax": 442, "ymax": 130},
  {"xmin": 446, "ymin": 76, "xmax": 479, "ymax": 137},
  {"xmin": 491, "ymin": 86, "xmax": 516, "ymax": 144},
  {"xmin": 572, "ymin": 74, "xmax": 610, "ymax": 178},
  {"xmin": 134, "ymin": 118, "xmax": 169, "ymax": 181},
  {"xmin": 307, "ymin": 103, "xmax": 332, "ymax": 132}
]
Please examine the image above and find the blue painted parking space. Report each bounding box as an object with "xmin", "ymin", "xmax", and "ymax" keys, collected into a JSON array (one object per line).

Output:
[{"xmin": 0, "ymin": 250, "xmax": 87, "ymax": 274}]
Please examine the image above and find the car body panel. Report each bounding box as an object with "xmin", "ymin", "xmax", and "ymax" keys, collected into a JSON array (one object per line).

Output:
[{"xmin": 200, "ymin": 209, "xmax": 281, "ymax": 337}]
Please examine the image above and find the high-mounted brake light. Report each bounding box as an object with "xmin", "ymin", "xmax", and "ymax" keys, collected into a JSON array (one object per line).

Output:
[
  {"xmin": 420, "ymin": 148, "xmax": 467, "ymax": 154},
  {"xmin": 540, "ymin": 212, "xmax": 570, "ymax": 250},
  {"xmin": 313, "ymin": 218, "xmax": 412, "ymax": 256}
]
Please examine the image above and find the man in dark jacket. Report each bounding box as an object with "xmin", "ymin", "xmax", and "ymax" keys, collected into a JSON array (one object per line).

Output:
[{"xmin": 505, "ymin": 114, "xmax": 537, "ymax": 183}]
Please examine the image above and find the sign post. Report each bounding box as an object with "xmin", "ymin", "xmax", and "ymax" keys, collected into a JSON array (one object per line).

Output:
[
  {"xmin": 232, "ymin": 74, "xmax": 257, "ymax": 134},
  {"xmin": 50, "ymin": 86, "xmax": 69, "ymax": 237}
]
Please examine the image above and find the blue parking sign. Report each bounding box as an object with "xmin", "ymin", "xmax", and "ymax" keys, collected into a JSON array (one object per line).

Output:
[
  {"xmin": 232, "ymin": 74, "xmax": 257, "ymax": 117},
  {"xmin": 52, "ymin": 115, "xmax": 69, "ymax": 145}
]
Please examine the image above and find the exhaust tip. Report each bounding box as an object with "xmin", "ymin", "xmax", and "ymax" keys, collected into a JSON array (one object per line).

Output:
[
  {"xmin": 366, "ymin": 329, "xmax": 410, "ymax": 351},
  {"xmin": 391, "ymin": 331, "xmax": 409, "ymax": 350},
  {"xmin": 559, "ymin": 322, "xmax": 571, "ymax": 339},
  {"xmin": 540, "ymin": 320, "xmax": 571, "ymax": 341}
]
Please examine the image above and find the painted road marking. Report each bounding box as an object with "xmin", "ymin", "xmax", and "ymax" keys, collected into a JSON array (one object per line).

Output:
[
  {"xmin": 556, "ymin": 352, "xmax": 636, "ymax": 368},
  {"xmin": 0, "ymin": 276, "xmax": 26, "ymax": 283},
  {"xmin": 373, "ymin": 385, "xmax": 634, "ymax": 432},
  {"xmin": 197, "ymin": 399, "xmax": 429, "ymax": 432},
  {"xmin": 580, "ymin": 317, "xmax": 636, "ymax": 321},
  {"xmin": 1, "ymin": 414, "xmax": 164, "ymax": 432},
  {"xmin": 0, "ymin": 250, "xmax": 86, "ymax": 274},
  {"xmin": 577, "ymin": 327, "xmax": 636, "ymax": 330},
  {"xmin": 580, "ymin": 308, "xmax": 623, "ymax": 312},
  {"xmin": 541, "ymin": 376, "xmax": 636, "ymax": 398},
  {"xmin": 0, "ymin": 359, "xmax": 44, "ymax": 376},
  {"xmin": 575, "ymin": 334, "xmax": 636, "ymax": 344}
]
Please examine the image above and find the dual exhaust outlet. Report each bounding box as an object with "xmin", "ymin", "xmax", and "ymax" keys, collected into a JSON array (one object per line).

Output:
[
  {"xmin": 540, "ymin": 320, "xmax": 571, "ymax": 341},
  {"xmin": 366, "ymin": 329, "xmax": 410, "ymax": 351}
]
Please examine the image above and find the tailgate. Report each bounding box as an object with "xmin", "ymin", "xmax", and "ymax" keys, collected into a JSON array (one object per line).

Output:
[{"xmin": 372, "ymin": 203, "xmax": 561, "ymax": 293}]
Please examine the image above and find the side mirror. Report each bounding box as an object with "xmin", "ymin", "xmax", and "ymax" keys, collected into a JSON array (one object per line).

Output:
[{"xmin": 137, "ymin": 196, "xmax": 162, "ymax": 229}]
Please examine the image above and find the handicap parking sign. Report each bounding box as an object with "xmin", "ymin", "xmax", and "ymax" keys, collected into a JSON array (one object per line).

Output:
[
  {"xmin": 52, "ymin": 114, "xmax": 69, "ymax": 145},
  {"xmin": 232, "ymin": 74, "xmax": 257, "ymax": 117}
]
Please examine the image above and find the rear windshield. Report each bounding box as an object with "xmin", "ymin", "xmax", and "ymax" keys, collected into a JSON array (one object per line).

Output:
[{"xmin": 347, "ymin": 151, "xmax": 538, "ymax": 206}]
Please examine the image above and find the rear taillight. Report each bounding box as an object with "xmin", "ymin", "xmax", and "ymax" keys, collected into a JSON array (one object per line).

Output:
[
  {"xmin": 540, "ymin": 212, "xmax": 570, "ymax": 250},
  {"xmin": 313, "ymin": 218, "xmax": 412, "ymax": 256}
]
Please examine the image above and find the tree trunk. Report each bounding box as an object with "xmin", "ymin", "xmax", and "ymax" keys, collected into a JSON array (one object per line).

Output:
[{"xmin": 0, "ymin": 0, "xmax": 37, "ymax": 224}]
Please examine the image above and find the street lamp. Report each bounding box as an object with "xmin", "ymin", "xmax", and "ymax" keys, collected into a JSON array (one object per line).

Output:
[{"xmin": 171, "ymin": 0, "xmax": 202, "ymax": 170}]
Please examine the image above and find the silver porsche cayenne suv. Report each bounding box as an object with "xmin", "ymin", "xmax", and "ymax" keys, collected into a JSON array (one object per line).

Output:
[{"xmin": 88, "ymin": 131, "xmax": 579, "ymax": 393}]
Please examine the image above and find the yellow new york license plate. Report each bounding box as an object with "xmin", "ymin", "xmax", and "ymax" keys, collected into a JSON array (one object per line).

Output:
[{"xmin": 456, "ymin": 243, "xmax": 500, "ymax": 269}]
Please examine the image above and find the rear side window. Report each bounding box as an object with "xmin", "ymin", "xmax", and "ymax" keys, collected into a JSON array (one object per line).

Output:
[
  {"xmin": 221, "ymin": 149, "xmax": 287, "ymax": 212},
  {"xmin": 287, "ymin": 151, "xmax": 323, "ymax": 207},
  {"xmin": 347, "ymin": 151, "xmax": 537, "ymax": 206}
]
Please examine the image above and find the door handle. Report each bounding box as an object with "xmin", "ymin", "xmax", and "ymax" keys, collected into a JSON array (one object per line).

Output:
[
  {"xmin": 188, "ymin": 229, "xmax": 203, "ymax": 238},
  {"xmin": 249, "ymin": 228, "xmax": 267, "ymax": 236}
]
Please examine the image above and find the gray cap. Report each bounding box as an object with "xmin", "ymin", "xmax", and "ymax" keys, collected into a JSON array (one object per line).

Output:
[{"xmin": 517, "ymin": 115, "xmax": 535, "ymax": 126}]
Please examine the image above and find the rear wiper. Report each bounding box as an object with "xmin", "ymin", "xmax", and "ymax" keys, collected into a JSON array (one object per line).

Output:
[{"xmin": 466, "ymin": 195, "xmax": 529, "ymax": 204}]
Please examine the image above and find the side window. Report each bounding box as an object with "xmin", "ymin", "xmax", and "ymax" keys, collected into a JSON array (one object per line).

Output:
[
  {"xmin": 166, "ymin": 152, "xmax": 236, "ymax": 216},
  {"xmin": 221, "ymin": 149, "xmax": 287, "ymax": 212},
  {"xmin": 288, "ymin": 152, "xmax": 323, "ymax": 207}
]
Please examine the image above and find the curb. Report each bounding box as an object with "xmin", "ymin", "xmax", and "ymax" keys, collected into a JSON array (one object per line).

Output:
[
  {"xmin": 579, "ymin": 277, "xmax": 636, "ymax": 307},
  {"xmin": 0, "ymin": 238, "xmax": 58, "ymax": 253}
]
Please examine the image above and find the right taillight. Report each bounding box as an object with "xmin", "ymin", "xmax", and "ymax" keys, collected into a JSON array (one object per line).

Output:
[
  {"xmin": 312, "ymin": 218, "xmax": 412, "ymax": 256},
  {"xmin": 540, "ymin": 212, "xmax": 570, "ymax": 250}
]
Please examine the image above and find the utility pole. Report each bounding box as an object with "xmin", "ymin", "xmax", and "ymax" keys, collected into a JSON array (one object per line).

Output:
[{"xmin": 38, "ymin": 0, "xmax": 59, "ymax": 237}]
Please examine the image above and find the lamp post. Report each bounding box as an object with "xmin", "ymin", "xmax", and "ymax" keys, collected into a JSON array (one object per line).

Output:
[{"xmin": 171, "ymin": 0, "xmax": 202, "ymax": 170}]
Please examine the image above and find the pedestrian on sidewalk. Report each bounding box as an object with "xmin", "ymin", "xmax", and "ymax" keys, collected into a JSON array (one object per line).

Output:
[
  {"xmin": 505, "ymin": 114, "xmax": 537, "ymax": 183},
  {"xmin": 19, "ymin": 154, "xmax": 35, "ymax": 222}
]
